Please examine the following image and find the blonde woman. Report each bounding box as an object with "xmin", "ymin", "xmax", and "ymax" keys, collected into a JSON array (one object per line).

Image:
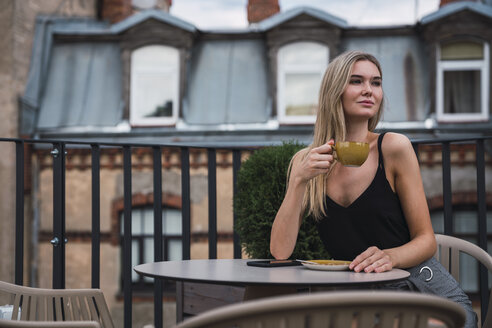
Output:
[{"xmin": 270, "ymin": 51, "xmax": 476, "ymax": 327}]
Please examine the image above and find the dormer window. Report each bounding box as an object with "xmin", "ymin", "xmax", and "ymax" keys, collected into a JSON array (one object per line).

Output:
[
  {"xmin": 277, "ymin": 42, "xmax": 329, "ymax": 124},
  {"xmin": 130, "ymin": 45, "xmax": 179, "ymax": 126},
  {"xmin": 436, "ymin": 40, "xmax": 489, "ymax": 122}
]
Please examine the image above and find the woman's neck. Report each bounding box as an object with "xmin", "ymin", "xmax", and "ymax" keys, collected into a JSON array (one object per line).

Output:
[{"xmin": 345, "ymin": 121, "xmax": 370, "ymax": 142}]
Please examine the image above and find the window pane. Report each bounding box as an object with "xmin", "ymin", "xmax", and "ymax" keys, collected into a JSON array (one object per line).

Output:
[
  {"xmin": 144, "ymin": 238, "xmax": 154, "ymax": 264},
  {"xmin": 132, "ymin": 210, "xmax": 142, "ymax": 234},
  {"xmin": 454, "ymin": 211, "xmax": 477, "ymax": 233},
  {"xmin": 441, "ymin": 41, "xmax": 483, "ymax": 60},
  {"xmin": 443, "ymin": 70, "xmax": 481, "ymax": 114},
  {"xmin": 168, "ymin": 239, "xmax": 182, "ymax": 261},
  {"xmin": 132, "ymin": 45, "xmax": 178, "ymax": 68},
  {"xmin": 143, "ymin": 238, "xmax": 154, "ymax": 283},
  {"xmin": 278, "ymin": 42, "xmax": 328, "ymax": 122},
  {"xmin": 164, "ymin": 209, "xmax": 182, "ymax": 234},
  {"xmin": 143, "ymin": 208, "xmax": 154, "ymax": 234},
  {"xmin": 133, "ymin": 73, "xmax": 174, "ymax": 118},
  {"xmin": 131, "ymin": 45, "xmax": 179, "ymax": 124},
  {"xmin": 430, "ymin": 212, "xmax": 444, "ymax": 234},
  {"xmin": 132, "ymin": 240, "xmax": 139, "ymax": 282},
  {"xmin": 281, "ymin": 42, "xmax": 328, "ymax": 66},
  {"xmin": 285, "ymin": 73, "xmax": 320, "ymax": 116}
]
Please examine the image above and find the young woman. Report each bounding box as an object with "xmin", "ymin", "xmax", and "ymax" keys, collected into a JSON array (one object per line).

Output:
[{"xmin": 270, "ymin": 50, "xmax": 477, "ymax": 327}]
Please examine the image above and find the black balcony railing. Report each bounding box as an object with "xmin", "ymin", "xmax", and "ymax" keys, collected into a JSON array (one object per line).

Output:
[{"xmin": 1, "ymin": 135, "xmax": 491, "ymax": 328}]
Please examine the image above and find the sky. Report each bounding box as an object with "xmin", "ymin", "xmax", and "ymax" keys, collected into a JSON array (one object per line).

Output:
[{"xmin": 170, "ymin": 0, "xmax": 441, "ymax": 30}]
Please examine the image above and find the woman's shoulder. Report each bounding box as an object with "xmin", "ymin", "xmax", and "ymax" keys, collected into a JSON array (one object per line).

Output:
[{"xmin": 381, "ymin": 132, "xmax": 416, "ymax": 163}]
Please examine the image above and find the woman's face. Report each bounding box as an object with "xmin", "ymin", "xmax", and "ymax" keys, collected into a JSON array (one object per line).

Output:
[{"xmin": 341, "ymin": 60, "xmax": 383, "ymax": 121}]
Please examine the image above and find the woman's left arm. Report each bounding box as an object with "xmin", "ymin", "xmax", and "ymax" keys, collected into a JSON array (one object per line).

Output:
[{"xmin": 351, "ymin": 133, "xmax": 436, "ymax": 273}]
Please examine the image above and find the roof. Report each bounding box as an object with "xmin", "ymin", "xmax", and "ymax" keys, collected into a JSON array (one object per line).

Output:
[
  {"xmin": 36, "ymin": 42, "xmax": 123, "ymax": 130},
  {"xmin": 420, "ymin": 2, "xmax": 492, "ymax": 24},
  {"xmin": 183, "ymin": 39, "xmax": 271, "ymax": 125},
  {"xmin": 20, "ymin": 17, "xmax": 125, "ymax": 134},
  {"xmin": 110, "ymin": 9, "xmax": 196, "ymax": 33},
  {"xmin": 49, "ymin": 9, "xmax": 197, "ymax": 35},
  {"xmin": 257, "ymin": 6, "xmax": 348, "ymax": 30}
]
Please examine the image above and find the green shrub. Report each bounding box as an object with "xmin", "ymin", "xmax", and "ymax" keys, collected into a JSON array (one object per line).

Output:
[{"xmin": 234, "ymin": 141, "xmax": 330, "ymax": 260}]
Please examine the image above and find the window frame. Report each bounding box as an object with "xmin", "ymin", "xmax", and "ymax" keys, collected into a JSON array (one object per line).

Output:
[
  {"xmin": 120, "ymin": 205, "xmax": 182, "ymax": 293},
  {"xmin": 130, "ymin": 45, "xmax": 180, "ymax": 127},
  {"xmin": 277, "ymin": 41, "xmax": 329, "ymax": 125},
  {"xmin": 436, "ymin": 41, "xmax": 490, "ymax": 123}
]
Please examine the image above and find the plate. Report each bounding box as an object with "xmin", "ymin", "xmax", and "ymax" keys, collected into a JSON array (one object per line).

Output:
[{"xmin": 301, "ymin": 260, "xmax": 352, "ymax": 271}]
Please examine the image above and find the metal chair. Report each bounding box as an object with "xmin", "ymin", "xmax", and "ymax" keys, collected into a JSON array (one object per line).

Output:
[
  {"xmin": 434, "ymin": 233, "xmax": 492, "ymax": 328},
  {"xmin": 0, "ymin": 320, "xmax": 100, "ymax": 327},
  {"xmin": 175, "ymin": 290, "xmax": 466, "ymax": 328},
  {"xmin": 0, "ymin": 281, "xmax": 113, "ymax": 328}
]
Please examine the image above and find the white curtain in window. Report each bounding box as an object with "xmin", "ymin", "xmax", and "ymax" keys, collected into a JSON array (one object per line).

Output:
[{"xmin": 443, "ymin": 70, "xmax": 481, "ymax": 114}]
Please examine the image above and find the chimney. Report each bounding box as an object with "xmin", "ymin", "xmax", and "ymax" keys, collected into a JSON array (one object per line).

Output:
[
  {"xmin": 247, "ymin": 0, "xmax": 280, "ymax": 24},
  {"xmin": 439, "ymin": 0, "xmax": 477, "ymax": 7},
  {"xmin": 100, "ymin": 0, "xmax": 172, "ymax": 24},
  {"xmin": 101, "ymin": 0, "xmax": 132, "ymax": 24}
]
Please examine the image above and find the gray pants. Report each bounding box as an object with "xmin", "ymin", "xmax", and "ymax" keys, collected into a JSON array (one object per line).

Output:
[{"xmin": 379, "ymin": 257, "xmax": 477, "ymax": 328}]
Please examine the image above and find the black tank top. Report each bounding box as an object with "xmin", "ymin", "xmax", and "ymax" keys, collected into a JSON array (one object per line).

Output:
[{"xmin": 316, "ymin": 133, "xmax": 410, "ymax": 260}]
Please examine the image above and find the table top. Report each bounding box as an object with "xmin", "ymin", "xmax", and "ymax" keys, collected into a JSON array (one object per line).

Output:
[{"xmin": 134, "ymin": 259, "xmax": 410, "ymax": 287}]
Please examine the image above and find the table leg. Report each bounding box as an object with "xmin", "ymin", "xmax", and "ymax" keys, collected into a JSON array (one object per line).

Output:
[{"xmin": 176, "ymin": 281, "xmax": 184, "ymax": 323}]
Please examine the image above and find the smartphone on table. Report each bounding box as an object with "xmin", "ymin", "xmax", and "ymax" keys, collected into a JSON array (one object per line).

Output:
[{"xmin": 246, "ymin": 259, "xmax": 302, "ymax": 267}]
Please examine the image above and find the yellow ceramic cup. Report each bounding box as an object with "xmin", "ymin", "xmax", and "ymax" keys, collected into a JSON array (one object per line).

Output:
[{"xmin": 333, "ymin": 141, "xmax": 369, "ymax": 167}]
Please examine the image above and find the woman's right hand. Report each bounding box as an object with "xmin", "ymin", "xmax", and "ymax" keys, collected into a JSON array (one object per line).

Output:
[
  {"xmin": 270, "ymin": 140, "xmax": 335, "ymax": 259},
  {"xmin": 292, "ymin": 140, "xmax": 335, "ymax": 183}
]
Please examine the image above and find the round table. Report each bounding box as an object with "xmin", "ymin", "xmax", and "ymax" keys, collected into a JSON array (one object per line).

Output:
[{"xmin": 134, "ymin": 259, "xmax": 410, "ymax": 287}]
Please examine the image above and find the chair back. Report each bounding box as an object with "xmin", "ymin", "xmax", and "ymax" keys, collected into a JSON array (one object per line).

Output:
[
  {"xmin": 176, "ymin": 290, "xmax": 466, "ymax": 328},
  {"xmin": 435, "ymin": 233, "xmax": 492, "ymax": 327},
  {"xmin": 0, "ymin": 281, "xmax": 113, "ymax": 328},
  {"xmin": 0, "ymin": 320, "xmax": 100, "ymax": 327}
]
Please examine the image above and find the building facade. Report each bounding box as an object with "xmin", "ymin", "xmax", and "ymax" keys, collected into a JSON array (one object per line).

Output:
[{"xmin": 1, "ymin": 0, "xmax": 492, "ymax": 326}]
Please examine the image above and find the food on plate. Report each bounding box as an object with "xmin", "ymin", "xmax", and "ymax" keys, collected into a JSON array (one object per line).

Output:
[{"xmin": 307, "ymin": 260, "xmax": 351, "ymax": 265}]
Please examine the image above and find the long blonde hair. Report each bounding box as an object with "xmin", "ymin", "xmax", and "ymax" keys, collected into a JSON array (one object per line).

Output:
[{"xmin": 289, "ymin": 50, "xmax": 385, "ymax": 220}]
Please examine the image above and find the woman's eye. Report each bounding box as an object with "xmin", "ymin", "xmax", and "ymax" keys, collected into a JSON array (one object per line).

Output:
[
  {"xmin": 350, "ymin": 79, "xmax": 361, "ymax": 84},
  {"xmin": 372, "ymin": 81, "xmax": 382, "ymax": 86}
]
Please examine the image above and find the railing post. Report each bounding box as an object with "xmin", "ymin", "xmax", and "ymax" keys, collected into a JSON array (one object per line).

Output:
[
  {"xmin": 412, "ymin": 143, "xmax": 419, "ymax": 160},
  {"xmin": 15, "ymin": 141, "xmax": 24, "ymax": 285},
  {"xmin": 207, "ymin": 149, "xmax": 217, "ymax": 259},
  {"xmin": 441, "ymin": 142, "xmax": 453, "ymax": 235},
  {"xmin": 153, "ymin": 146, "xmax": 163, "ymax": 328},
  {"xmin": 476, "ymin": 139, "xmax": 488, "ymax": 323},
  {"xmin": 177, "ymin": 147, "xmax": 191, "ymax": 323},
  {"xmin": 91, "ymin": 144, "xmax": 101, "ymax": 289},
  {"xmin": 232, "ymin": 149, "xmax": 242, "ymax": 259},
  {"xmin": 122, "ymin": 146, "xmax": 132, "ymax": 328},
  {"xmin": 51, "ymin": 142, "xmax": 66, "ymax": 289},
  {"xmin": 180, "ymin": 147, "xmax": 191, "ymax": 261}
]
